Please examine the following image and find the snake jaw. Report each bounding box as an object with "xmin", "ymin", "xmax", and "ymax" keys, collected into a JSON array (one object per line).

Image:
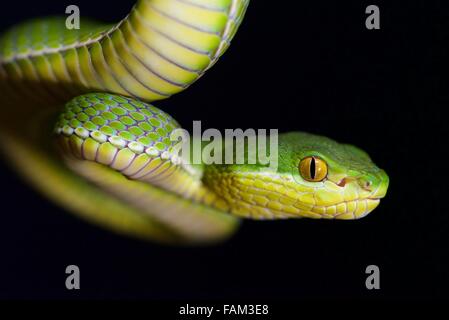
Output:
[
  {"xmin": 202, "ymin": 168, "xmax": 385, "ymax": 220},
  {"xmin": 331, "ymin": 198, "xmax": 380, "ymax": 220},
  {"xmin": 327, "ymin": 169, "xmax": 389, "ymax": 219}
]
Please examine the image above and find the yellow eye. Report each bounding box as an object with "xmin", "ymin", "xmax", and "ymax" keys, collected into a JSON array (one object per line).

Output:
[{"xmin": 299, "ymin": 156, "xmax": 328, "ymax": 182}]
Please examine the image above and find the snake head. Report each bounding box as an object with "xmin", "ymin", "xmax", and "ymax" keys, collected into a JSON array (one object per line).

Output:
[
  {"xmin": 284, "ymin": 133, "xmax": 389, "ymax": 220},
  {"xmin": 203, "ymin": 132, "xmax": 389, "ymax": 220}
]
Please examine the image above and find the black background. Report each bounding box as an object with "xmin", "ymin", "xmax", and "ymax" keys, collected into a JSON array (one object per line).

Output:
[{"xmin": 0, "ymin": 0, "xmax": 448, "ymax": 301}]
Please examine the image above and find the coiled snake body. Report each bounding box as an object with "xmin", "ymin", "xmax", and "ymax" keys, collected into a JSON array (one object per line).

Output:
[{"xmin": 0, "ymin": 0, "xmax": 389, "ymax": 244}]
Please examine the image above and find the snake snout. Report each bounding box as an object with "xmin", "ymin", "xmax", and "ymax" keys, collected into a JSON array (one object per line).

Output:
[
  {"xmin": 371, "ymin": 170, "xmax": 389, "ymax": 199},
  {"xmin": 361, "ymin": 169, "xmax": 389, "ymax": 200}
]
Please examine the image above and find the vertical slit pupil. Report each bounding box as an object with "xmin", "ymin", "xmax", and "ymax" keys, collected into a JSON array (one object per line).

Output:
[{"xmin": 310, "ymin": 157, "xmax": 316, "ymax": 179}]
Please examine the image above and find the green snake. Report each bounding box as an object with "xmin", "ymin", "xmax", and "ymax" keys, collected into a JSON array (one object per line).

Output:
[{"xmin": 0, "ymin": 0, "xmax": 389, "ymax": 244}]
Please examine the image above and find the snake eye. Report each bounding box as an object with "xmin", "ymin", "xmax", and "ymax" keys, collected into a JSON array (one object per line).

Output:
[{"xmin": 299, "ymin": 156, "xmax": 328, "ymax": 182}]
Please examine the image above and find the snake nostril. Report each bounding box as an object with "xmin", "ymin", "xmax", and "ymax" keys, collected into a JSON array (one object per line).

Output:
[{"xmin": 360, "ymin": 179, "xmax": 373, "ymax": 191}]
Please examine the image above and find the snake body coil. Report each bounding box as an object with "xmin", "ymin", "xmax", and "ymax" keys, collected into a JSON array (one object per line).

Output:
[{"xmin": 0, "ymin": 0, "xmax": 389, "ymax": 244}]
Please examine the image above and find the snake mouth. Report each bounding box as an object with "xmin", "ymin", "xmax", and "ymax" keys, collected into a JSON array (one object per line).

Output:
[{"xmin": 310, "ymin": 178, "xmax": 388, "ymax": 220}]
